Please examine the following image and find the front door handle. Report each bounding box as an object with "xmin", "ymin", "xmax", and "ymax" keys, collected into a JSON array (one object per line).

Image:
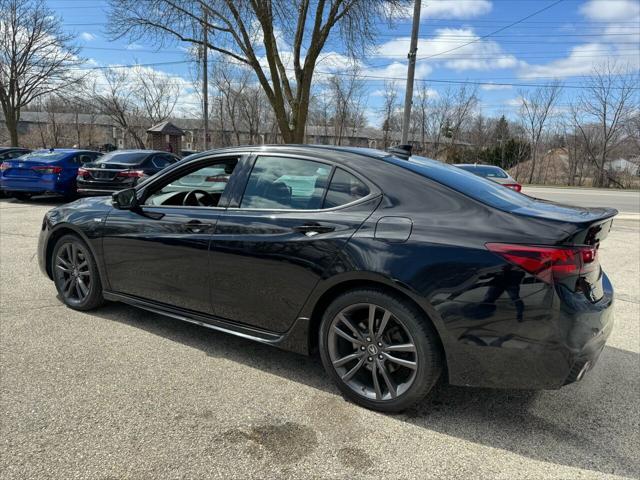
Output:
[
  {"xmin": 184, "ymin": 220, "xmax": 213, "ymax": 234},
  {"xmin": 293, "ymin": 223, "xmax": 335, "ymax": 236}
]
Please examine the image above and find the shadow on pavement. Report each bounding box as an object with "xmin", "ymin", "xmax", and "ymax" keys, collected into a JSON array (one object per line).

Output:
[
  {"xmin": 93, "ymin": 301, "xmax": 639, "ymax": 478},
  {"xmin": 0, "ymin": 194, "xmax": 70, "ymax": 207}
]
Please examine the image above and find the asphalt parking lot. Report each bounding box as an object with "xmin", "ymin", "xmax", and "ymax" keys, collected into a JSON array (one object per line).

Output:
[{"xmin": 1, "ymin": 195, "xmax": 639, "ymax": 480}]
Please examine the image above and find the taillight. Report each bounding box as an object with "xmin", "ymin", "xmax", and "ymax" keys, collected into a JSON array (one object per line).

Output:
[
  {"xmin": 0, "ymin": 162, "xmax": 9, "ymax": 172},
  {"xmin": 77, "ymin": 167, "xmax": 90, "ymax": 178},
  {"xmin": 32, "ymin": 165, "xmax": 63, "ymax": 174},
  {"xmin": 486, "ymin": 243, "xmax": 598, "ymax": 284},
  {"xmin": 504, "ymin": 183, "xmax": 521, "ymax": 192},
  {"xmin": 116, "ymin": 170, "xmax": 145, "ymax": 178}
]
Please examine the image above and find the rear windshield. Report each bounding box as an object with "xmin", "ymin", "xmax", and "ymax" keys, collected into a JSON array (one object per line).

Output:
[
  {"xmin": 19, "ymin": 151, "xmax": 69, "ymax": 162},
  {"xmin": 97, "ymin": 151, "xmax": 150, "ymax": 164},
  {"xmin": 385, "ymin": 155, "xmax": 535, "ymax": 211},
  {"xmin": 456, "ymin": 165, "xmax": 508, "ymax": 178}
]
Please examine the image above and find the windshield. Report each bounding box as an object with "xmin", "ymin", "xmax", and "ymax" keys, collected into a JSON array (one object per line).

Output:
[
  {"xmin": 385, "ymin": 155, "xmax": 535, "ymax": 212},
  {"xmin": 456, "ymin": 165, "xmax": 508, "ymax": 178},
  {"xmin": 96, "ymin": 151, "xmax": 150, "ymax": 164}
]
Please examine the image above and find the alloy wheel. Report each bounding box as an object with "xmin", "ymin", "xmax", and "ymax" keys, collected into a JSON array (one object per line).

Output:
[
  {"xmin": 54, "ymin": 242, "xmax": 91, "ymax": 303},
  {"xmin": 327, "ymin": 303, "xmax": 418, "ymax": 401}
]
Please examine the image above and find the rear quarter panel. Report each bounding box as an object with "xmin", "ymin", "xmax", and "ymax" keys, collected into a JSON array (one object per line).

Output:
[{"xmin": 302, "ymin": 158, "xmax": 581, "ymax": 388}]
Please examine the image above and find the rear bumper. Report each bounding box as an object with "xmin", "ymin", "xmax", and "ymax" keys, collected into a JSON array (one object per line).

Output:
[
  {"xmin": 442, "ymin": 274, "xmax": 615, "ymax": 390},
  {"xmin": 1, "ymin": 178, "xmax": 69, "ymax": 194}
]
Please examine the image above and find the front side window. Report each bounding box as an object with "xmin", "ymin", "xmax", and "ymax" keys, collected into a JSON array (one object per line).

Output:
[
  {"xmin": 241, "ymin": 156, "xmax": 331, "ymax": 210},
  {"xmin": 144, "ymin": 158, "xmax": 237, "ymax": 207},
  {"xmin": 324, "ymin": 168, "xmax": 370, "ymax": 208}
]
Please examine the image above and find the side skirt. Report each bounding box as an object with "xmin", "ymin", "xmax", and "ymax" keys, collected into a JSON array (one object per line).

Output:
[{"xmin": 103, "ymin": 291, "xmax": 311, "ymax": 355}]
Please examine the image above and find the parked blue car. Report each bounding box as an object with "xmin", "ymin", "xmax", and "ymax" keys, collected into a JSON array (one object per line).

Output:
[{"xmin": 0, "ymin": 149, "xmax": 102, "ymax": 200}]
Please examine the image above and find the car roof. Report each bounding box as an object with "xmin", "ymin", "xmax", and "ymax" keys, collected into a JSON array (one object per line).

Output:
[
  {"xmin": 187, "ymin": 144, "xmax": 394, "ymax": 163},
  {"xmin": 106, "ymin": 149, "xmax": 164, "ymax": 154}
]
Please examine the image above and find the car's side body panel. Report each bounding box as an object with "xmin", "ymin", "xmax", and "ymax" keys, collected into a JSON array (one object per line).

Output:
[{"xmin": 38, "ymin": 145, "xmax": 615, "ymax": 391}]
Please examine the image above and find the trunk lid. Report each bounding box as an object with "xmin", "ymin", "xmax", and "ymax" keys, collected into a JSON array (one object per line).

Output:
[
  {"xmin": 499, "ymin": 200, "xmax": 617, "ymax": 303},
  {"xmin": 1, "ymin": 159, "xmax": 61, "ymax": 178}
]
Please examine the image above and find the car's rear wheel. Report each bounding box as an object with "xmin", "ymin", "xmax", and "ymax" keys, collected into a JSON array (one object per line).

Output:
[
  {"xmin": 319, "ymin": 288, "xmax": 442, "ymax": 412},
  {"xmin": 13, "ymin": 193, "xmax": 32, "ymax": 201},
  {"xmin": 52, "ymin": 234, "xmax": 104, "ymax": 311}
]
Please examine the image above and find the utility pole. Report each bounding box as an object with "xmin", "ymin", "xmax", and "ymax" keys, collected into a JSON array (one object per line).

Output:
[
  {"xmin": 202, "ymin": 6, "xmax": 209, "ymax": 150},
  {"xmin": 400, "ymin": 0, "xmax": 422, "ymax": 145}
]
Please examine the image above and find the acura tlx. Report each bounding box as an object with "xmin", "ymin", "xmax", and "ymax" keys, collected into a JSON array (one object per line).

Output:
[{"xmin": 37, "ymin": 145, "xmax": 616, "ymax": 412}]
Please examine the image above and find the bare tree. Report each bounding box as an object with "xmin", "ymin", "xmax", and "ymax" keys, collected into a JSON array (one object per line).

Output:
[
  {"xmin": 380, "ymin": 81, "xmax": 399, "ymax": 149},
  {"xmin": 327, "ymin": 66, "xmax": 366, "ymax": 145},
  {"xmin": 91, "ymin": 69, "xmax": 146, "ymax": 148},
  {"xmin": 517, "ymin": 81, "xmax": 563, "ymax": 184},
  {"xmin": 570, "ymin": 63, "xmax": 638, "ymax": 187},
  {"xmin": 133, "ymin": 68, "xmax": 179, "ymax": 124},
  {"xmin": 107, "ymin": 0, "xmax": 407, "ymax": 144},
  {"xmin": 0, "ymin": 0, "xmax": 84, "ymax": 146}
]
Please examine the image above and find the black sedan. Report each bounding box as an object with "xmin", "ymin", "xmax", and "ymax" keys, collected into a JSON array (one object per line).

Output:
[
  {"xmin": 0, "ymin": 147, "xmax": 31, "ymax": 161},
  {"xmin": 76, "ymin": 149, "xmax": 180, "ymax": 194},
  {"xmin": 38, "ymin": 145, "xmax": 616, "ymax": 412}
]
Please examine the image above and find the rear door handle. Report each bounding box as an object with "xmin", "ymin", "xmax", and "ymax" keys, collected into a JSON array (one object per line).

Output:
[
  {"xmin": 184, "ymin": 220, "xmax": 213, "ymax": 234},
  {"xmin": 293, "ymin": 223, "xmax": 335, "ymax": 236}
]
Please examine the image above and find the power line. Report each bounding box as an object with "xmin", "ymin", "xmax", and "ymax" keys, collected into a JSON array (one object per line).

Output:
[
  {"xmin": 69, "ymin": 58, "xmax": 639, "ymax": 90},
  {"xmin": 415, "ymin": 0, "xmax": 567, "ymax": 62}
]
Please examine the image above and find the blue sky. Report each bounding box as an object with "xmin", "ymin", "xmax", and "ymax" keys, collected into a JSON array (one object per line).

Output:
[{"xmin": 50, "ymin": 0, "xmax": 640, "ymax": 125}]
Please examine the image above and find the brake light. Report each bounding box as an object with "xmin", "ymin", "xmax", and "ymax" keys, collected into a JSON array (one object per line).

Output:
[
  {"xmin": 486, "ymin": 243, "xmax": 598, "ymax": 284},
  {"xmin": 504, "ymin": 183, "xmax": 522, "ymax": 192},
  {"xmin": 0, "ymin": 162, "xmax": 9, "ymax": 172},
  {"xmin": 116, "ymin": 170, "xmax": 145, "ymax": 178},
  {"xmin": 32, "ymin": 165, "xmax": 63, "ymax": 174},
  {"xmin": 77, "ymin": 167, "xmax": 90, "ymax": 178}
]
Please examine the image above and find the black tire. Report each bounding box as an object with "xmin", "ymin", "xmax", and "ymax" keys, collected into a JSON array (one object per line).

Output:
[
  {"xmin": 13, "ymin": 192, "xmax": 32, "ymax": 201},
  {"xmin": 52, "ymin": 234, "xmax": 104, "ymax": 311},
  {"xmin": 319, "ymin": 288, "xmax": 442, "ymax": 412}
]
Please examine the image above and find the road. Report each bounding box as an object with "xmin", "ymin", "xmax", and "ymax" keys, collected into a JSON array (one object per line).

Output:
[
  {"xmin": 1, "ymin": 196, "xmax": 639, "ymax": 480},
  {"xmin": 524, "ymin": 186, "xmax": 640, "ymax": 216}
]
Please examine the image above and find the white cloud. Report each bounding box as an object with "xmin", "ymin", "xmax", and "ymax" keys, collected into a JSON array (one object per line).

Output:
[
  {"xmin": 518, "ymin": 42, "xmax": 639, "ymax": 79},
  {"xmin": 125, "ymin": 43, "xmax": 144, "ymax": 51},
  {"xmin": 364, "ymin": 61, "xmax": 433, "ymax": 82},
  {"xmin": 395, "ymin": 0, "xmax": 492, "ymax": 20},
  {"xmin": 580, "ymin": 0, "xmax": 640, "ymax": 21},
  {"xmin": 421, "ymin": 0, "xmax": 492, "ymax": 19},
  {"xmin": 481, "ymin": 83, "xmax": 513, "ymax": 91},
  {"xmin": 80, "ymin": 32, "xmax": 96, "ymax": 42},
  {"xmin": 374, "ymin": 29, "xmax": 520, "ymax": 72}
]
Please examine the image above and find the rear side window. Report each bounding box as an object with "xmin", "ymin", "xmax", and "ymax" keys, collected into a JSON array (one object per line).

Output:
[
  {"xmin": 324, "ymin": 169, "xmax": 369, "ymax": 208},
  {"xmin": 387, "ymin": 155, "xmax": 535, "ymax": 211},
  {"xmin": 151, "ymin": 155, "xmax": 174, "ymax": 169},
  {"xmin": 98, "ymin": 152, "xmax": 150, "ymax": 164},
  {"xmin": 241, "ymin": 156, "xmax": 331, "ymax": 210}
]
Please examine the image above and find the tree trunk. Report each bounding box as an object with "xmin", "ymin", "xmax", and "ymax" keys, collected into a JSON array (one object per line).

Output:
[
  {"xmin": 3, "ymin": 106, "xmax": 20, "ymax": 146},
  {"xmin": 527, "ymin": 148, "xmax": 537, "ymax": 184}
]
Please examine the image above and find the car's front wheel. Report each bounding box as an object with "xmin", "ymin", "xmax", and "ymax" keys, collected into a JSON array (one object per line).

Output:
[
  {"xmin": 319, "ymin": 288, "xmax": 442, "ymax": 412},
  {"xmin": 52, "ymin": 234, "xmax": 104, "ymax": 311}
]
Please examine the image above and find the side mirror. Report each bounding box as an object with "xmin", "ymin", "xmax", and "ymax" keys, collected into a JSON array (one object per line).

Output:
[{"xmin": 112, "ymin": 188, "xmax": 138, "ymax": 210}]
